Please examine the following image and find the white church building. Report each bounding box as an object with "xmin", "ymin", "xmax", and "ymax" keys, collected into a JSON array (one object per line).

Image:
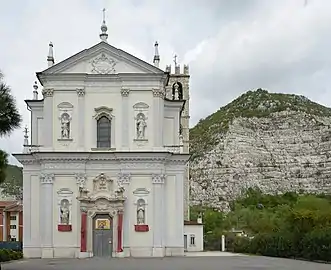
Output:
[{"xmin": 13, "ymin": 14, "xmax": 203, "ymax": 258}]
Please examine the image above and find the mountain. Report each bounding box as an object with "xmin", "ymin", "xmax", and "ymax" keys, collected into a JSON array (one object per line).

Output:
[{"xmin": 189, "ymin": 89, "xmax": 331, "ymax": 210}]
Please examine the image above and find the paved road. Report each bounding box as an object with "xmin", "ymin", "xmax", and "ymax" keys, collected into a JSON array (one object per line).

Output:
[{"xmin": 2, "ymin": 256, "xmax": 330, "ymax": 270}]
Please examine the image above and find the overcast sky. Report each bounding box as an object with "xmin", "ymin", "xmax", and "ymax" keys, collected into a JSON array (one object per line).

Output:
[{"xmin": 1, "ymin": 0, "xmax": 331, "ymax": 164}]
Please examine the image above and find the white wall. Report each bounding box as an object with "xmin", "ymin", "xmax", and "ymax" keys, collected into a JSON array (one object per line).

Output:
[{"xmin": 184, "ymin": 225, "xmax": 204, "ymax": 252}]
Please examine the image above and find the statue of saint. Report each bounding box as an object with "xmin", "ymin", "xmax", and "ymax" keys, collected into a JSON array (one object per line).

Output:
[
  {"xmin": 60, "ymin": 199, "xmax": 70, "ymax": 224},
  {"xmin": 137, "ymin": 208, "xmax": 145, "ymax": 224},
  {"xmin": 136, "ymin": 114, "xmax": 147, "ymax": 139},
  {"xmin": 61, "ymin": 113, "xmax": 70, "ymax": 139}
]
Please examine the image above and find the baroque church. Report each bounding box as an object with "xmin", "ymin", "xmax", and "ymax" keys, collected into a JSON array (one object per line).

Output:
[{"xmin": 13, "ymin": 13, "xmax": 203, "ymax": 258}]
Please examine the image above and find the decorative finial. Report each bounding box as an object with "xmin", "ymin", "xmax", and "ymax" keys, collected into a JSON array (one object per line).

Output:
[
  {"xmin": 47, "ymin": 42, "xmax": 54, "ymax": 67},
  {"xmin": 153, "ymin": 41, "xmax": 160, "ymax": 68},
  {"xmin": 100, "ymin": 8, "xmax": 108, "ymax": 42},
  {"xmin": 23, "ymin": 126, "xmax": 29, "ymax": 153},
  {"xmin": 33, "ymin": 81, "xmax": 38, "ymax": 100}
]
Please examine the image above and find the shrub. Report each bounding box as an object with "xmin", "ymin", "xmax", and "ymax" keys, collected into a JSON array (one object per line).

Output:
[{"xmin": 0, "ymin": 249, "xmax": 23, "ymax": 262}]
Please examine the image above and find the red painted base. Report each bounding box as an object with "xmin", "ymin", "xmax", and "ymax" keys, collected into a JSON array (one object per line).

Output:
[
  {"xmin": 134, "ymin": 224, "xmax": 149, "ymax": 232},
  {"xmin": 58, "ymin": 224, "xmax": 72, "ymax": 232}
]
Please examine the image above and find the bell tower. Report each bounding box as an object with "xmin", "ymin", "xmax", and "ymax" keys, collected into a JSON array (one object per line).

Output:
[{"xmin": 165, "ymin": 57, "xmax": 190, "ymax": 221}]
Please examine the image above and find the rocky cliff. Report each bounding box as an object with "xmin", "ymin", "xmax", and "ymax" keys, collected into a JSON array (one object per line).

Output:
[{"xmin": 189, "ymin": 89, "xmax": 331, "ymax": 210}]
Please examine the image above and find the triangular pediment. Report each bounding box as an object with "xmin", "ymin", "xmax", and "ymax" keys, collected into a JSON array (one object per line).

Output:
[{"xmin": 41, "ymin": 41, "xmax": 164, "ymax": 75}]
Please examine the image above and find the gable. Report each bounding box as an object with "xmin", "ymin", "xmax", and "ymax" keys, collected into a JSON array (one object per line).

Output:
[{"xmin": 41, "ymin": 42, "xmax": 164, "ymax": 75}]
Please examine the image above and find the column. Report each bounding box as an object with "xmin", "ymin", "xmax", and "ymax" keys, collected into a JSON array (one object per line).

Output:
[
  {"xmin": 76, "ymin": 88, "xmax": 85, "ymax": 150},
  {"xmin": 80, "ymin": 208, "xmax": 87, "ymax": 252},
  {"xmin": 152, "ymin": 89, "xmax": 164, "ymax": 148},
  {"xmin": 152, "ymin": 174, "xmax": 165, "ymax": 256},
  {"xmin": 40, "ymin": 173, "xmax": 54, "ymax": 258},
  {"xmin": 117, "ymin": 209, "xmax": 124, "ymax": 252},
  {"xmin": 121, "ymin": 88, "xmax": 130, "ymax": 149},
  {"xmin": 41, "ymin": 88, "xmax": 54, "ymax": 150}
]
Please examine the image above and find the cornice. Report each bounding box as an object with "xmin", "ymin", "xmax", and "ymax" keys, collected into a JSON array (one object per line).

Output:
[{"xmin": 13, "ymin": 151, "xmax": 190, "ymax": 165}]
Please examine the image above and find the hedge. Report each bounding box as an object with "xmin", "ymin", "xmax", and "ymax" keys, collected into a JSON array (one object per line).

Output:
[
  {"xmin": 0, "ymin": 249, "xmax": 23, "ymax": 262},
  {"xmin": 230, "ymin": 228, "xmax": 331, "ymax": 262}
]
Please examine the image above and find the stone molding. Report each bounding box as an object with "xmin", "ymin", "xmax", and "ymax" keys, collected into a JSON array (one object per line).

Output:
[
  {"xmin": 152, "ymin": 174, "xmax": 166, "ymax": 184},
  {"xmin": 76, "ymin": 88, "xmax": 85, "ymax": 97},
  {"xmin": 40, "ymin": 173, "xmax": 54, "ymax": 184},
  {"xmin": 120, "ymin": 88, "xmax": 130, "ymax": 97},
  {"xmin": 118, "ymin": 173, "xmax": 131, "ymax": 184},
  {"xmin": 42, "ymin": 88, "xmax": 54, "ymax": 97}
]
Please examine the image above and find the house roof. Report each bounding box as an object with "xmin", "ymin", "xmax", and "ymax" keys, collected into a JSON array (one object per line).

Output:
[
  {"xmin": 2, "ymin": 201, "xmax": 22, "ymax": 212},
  {"xmin": 184, "ymin": 220, "xmax": 204, "ymax": 226}
]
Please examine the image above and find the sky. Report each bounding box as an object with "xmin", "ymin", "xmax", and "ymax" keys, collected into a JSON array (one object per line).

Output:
[{"xmin": 1, "ymin": 0, "xmax": 331, "ymax": 164}]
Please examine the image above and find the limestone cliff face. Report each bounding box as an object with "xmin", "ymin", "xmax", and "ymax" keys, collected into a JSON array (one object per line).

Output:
[{"xmin": 189, "ymin": 89, "xmax": 331, "ymax": 210}]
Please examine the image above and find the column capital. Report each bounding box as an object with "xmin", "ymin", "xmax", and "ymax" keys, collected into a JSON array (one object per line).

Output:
[
  {"xmin": 152, "ymin": 174, "xmax": 166, "ymax": 184},
  {"xmin": 118, "ymin": 173, "xmax": 131, "ymax": 185},
  {"xmin": 152, "ymin": 88, "xmax": 165, "ymax": 98},
  {"xmin": 75, "ymin": 173, "xmax": 87, "ymax": 188},
  {"xmin": 120, "ymin": 88, "xmax": 130, "ymax": 97},
  {"xmin": 76, "ymin": 88, "xmax": 85, "ymax": 97},
  {"xmin": 40, "ymin": 173, "xmax": 54, "ymax": 184},
  {"xmin": 42, "ymin": 88, "xmax": 54, "ymax": 98}
]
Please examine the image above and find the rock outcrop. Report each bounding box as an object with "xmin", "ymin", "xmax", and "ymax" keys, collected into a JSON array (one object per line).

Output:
[{"xmin": 189, "ymin": 89, "xmax": 331, "ymax": 210}]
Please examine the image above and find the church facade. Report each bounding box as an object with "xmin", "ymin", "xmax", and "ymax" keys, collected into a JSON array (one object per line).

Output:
[{"xmin": 13, "ymin": 18, "xmax": 203, "ymax": 259}]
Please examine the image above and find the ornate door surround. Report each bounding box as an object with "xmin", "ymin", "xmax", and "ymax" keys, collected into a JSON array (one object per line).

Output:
[{"xmin": 77, "ymin": 173, "xmax": 126, "ymax": 256}]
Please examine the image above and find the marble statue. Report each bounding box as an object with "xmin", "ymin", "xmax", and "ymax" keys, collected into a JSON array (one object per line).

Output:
[
  {"xmin": 136, "ymin": 114, "xmax": 147, "ymax": 139},
  {"xmin": 137, "ymin": 199, "xmax": 145, "ymax": 224},
  {"xmin": 60, "ymin": 113, "xmax": 70, "ymax": 139},
  {"xmin": 60, "ymin": 199, "xmax": 70, "ymax": 224}
]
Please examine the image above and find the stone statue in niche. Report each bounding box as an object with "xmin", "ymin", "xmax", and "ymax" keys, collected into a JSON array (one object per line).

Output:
[
  {"xmin": 60, "ymin": 199, "xmax": 70, "ymax": 224},
  {"xmin": 136, "ymin": 198, "xmax": 146, "ymax": 224},
  {"xmin": 60, "ymin": 113, "xmax": 70, "ymax": 139},
  {"xmin": 136, "ymin": 113, "xmax": 147, "ymax": 140}
]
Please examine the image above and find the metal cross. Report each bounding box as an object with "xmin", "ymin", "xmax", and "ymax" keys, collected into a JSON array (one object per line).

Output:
[
  {"xmin": 173, "ymin": 54, "xmax": 178, "ymax": 66},
  {"xmin": 102, "ymin": 8, "xmax": 106, "ymax": 22}
]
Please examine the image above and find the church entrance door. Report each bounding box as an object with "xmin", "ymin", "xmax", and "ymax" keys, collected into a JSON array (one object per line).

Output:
[{"xmin": 92, "ymin": 214, "xmax": 113, "ymax": 257}]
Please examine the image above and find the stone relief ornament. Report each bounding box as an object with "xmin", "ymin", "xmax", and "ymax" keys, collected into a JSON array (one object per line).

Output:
[
  {"xmin": 152, "ymin": 174, "xmax": 166, "ymax": 184},
  {"xmin": 93, "ymin": 173, "xmax": 113, "ymax": 192},
  {"xmin": 90, "ymin": 53, "xmax": 117, "ymax": 74},
  {"xmin": 118, "ymin": 173, "xmax": 131, "ymax": 185},
  {"xmin": 135, "ymin": 113, "xmax": 147, "ymax": 140},
  {"xmin": 60, "ymin": 112, "xmax": 71, "ymax": 139}
]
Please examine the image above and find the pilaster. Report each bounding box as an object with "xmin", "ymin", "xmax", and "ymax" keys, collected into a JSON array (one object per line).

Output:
[
  {"xmin": 40, "ymin": 173, "xmax": 54, "ymax": 258},
  {"xmin": 118, "ymin": 172, "xmax": 131, "ymax": 252},
  {"xmin": 152, "ymin": 174, "xmax": 165, "ymax": 256},
  {"xmin": 76, "ymin": 88, "xmax": 85, "ymax": 150},
  {"xmin": 23, "ymin": 173, "xmax": 31, "ymax": 246},
  {"xmin": 41, "ymin": 88, "xmax": 54, "ymax": 150},
  {"xmin": 152, "ymin": 88, "xmax": 164, "ymax": 148},
  {"xmin": 174, "ymin": 173, "xmax": 184, "ymax": 247},
  {"xmin": 121, "ymin": 88, "xmax": 130, "ymax": 149}
]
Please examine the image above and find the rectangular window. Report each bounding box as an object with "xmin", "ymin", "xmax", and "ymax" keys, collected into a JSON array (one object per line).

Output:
[
  {"xmin": 10, "ymin": 225, "xmax": 16, "ymax": 229},
  {"xmin": 11, "ymin": 238, "xmax": 16, "ymax": 242},
  {"xmin": 97, "ymin": 117, "xmax": 111, "ymax": 148},
  {"xmin": 190, "ymin": 235, "xmax": 195, "ymax": 246},
  {"xmin": 10, "ymin": 216, "xmax": 16, "ymax": 221}
]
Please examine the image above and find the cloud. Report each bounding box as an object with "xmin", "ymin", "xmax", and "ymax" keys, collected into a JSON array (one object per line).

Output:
[{"xmin": 1, "ymin": 0, "xmax": 331, "ymax": 164}]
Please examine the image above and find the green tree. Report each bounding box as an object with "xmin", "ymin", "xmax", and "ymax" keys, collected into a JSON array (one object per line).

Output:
[{"xmin": 0, "ymin": 71, "xmax": 22, "ymax": 184}]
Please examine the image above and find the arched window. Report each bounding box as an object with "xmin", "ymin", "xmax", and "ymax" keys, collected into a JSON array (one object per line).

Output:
[{"xmin": 97, "ymin": 116, "xmax": 111, "ymax": 148}]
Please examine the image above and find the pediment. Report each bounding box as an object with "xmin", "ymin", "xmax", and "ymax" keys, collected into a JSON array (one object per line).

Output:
[{"xmin": 40, "ymin": 42, "xmax": 164, "ymax": 75}]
